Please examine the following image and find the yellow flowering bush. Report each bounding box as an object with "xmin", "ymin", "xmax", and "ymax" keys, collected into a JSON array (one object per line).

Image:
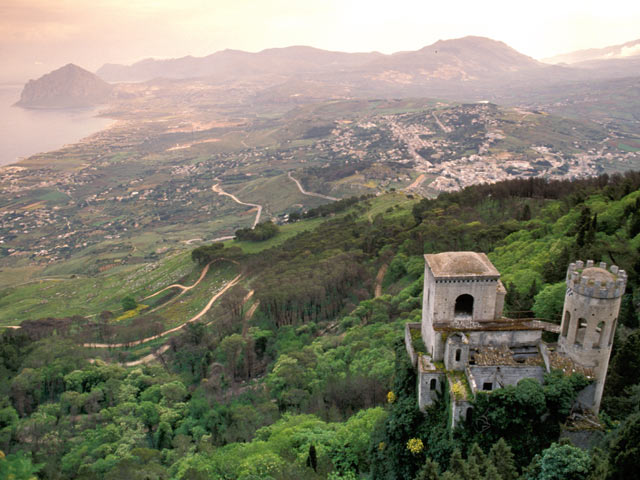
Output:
[
  {"xmin": 451, "ymin": 381, "xmax": 466, "ymax": 400},
  {"xmin": 406, "ymin": 438, "xmax": 424, "ymax": 454},
  {"xmin": 387, "ymin": 391, "xmax": 396, "ymax": 403}
]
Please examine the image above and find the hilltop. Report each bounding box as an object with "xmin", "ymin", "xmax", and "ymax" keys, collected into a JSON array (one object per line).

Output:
[{"xmin": 16, "ymin": 63, "xmax": 113, "ymax": 109}]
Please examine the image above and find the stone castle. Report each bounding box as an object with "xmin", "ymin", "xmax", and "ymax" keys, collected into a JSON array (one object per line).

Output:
[{"xmin": 404, "ymin": 252, "xmax": 626, "ymax": 428}]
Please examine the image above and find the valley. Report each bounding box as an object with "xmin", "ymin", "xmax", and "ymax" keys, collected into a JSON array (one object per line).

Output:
[{"xmin": 2, "ymin": 89, "xmax": 639, "ymax": 291}]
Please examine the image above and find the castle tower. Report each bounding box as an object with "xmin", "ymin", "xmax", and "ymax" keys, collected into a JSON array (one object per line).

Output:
[
  {"xmin": 422, "ymin": 252, "xmax": 506, "ymax": 360},
  {"xmin": 558, "ymin": 260, "xmax": 627, "ymax": 412}
]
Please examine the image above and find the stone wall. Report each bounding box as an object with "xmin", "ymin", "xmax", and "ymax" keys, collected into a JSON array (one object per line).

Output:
[
  {"xmin": 467, "ymin": 365, "xmax": 545, "ymax": 394},
  {"xmin": 466, "ymin": 329, "xmax": 541, "ymax": 348},
  {"xmin": 418, "ymin": 370, "xmax": 445, "ymax": 410},
  {"xmin": 451, "ymin": 398, "xmax": 473, "ymax": 429},
  {"xmin": 404, "ymin": 323, "xmax": 420, "ymax": 367},
  {"xmin": 431, "ymin": 278, "xmax": 499, "ymax": 324}
]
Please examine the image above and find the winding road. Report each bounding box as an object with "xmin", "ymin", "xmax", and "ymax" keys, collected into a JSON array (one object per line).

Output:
[
  {"xmin": 287, "ymin": 172, "xmax": 339, "ymax": 201},
  {"xmin": 212, "ymin": 183, "xmax": 262, "ymax": 228},
  {"xmin": 143, "ymin": 260, "xmax": 215, "ymax": 301},
  {"xmin": 83, "ymin": 273, "xmax": 242, "ymax": 349}
]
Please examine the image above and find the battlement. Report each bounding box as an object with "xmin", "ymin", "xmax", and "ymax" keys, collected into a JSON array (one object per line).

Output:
[{"xmin": 566, "ymin": 260, "xmax": 627, "ymax": 299}]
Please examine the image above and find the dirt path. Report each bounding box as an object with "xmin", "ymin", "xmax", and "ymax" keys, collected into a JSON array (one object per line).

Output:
[
  {"xmin": 123, "ymin": 288, "xmax": 256, "ymax": 366},
  {"xmin": 374, "ymin": 264, "xmax": 388, "ymax": 298},
  {"xmin": 83, "ymin": 274, "xmax": 242, "ymax": 349},
  {"xmin": 141, "ymin": 258, "xmax": 228, "ymax": 302},
  {"xmin": 122, "ymin": 344, "xmax": 171, "ymax": 367},
  {"xmin": 241, "ymin": 301, "xmax": 260, "ymax": 336},
  {"xmin": 143, "ymin": 261, "xmax": 212, "ymax": 300},
  {"xmin": 212, "ymin": 183, "xmax": 262, "ymax": 228},
  {"xmin": 287, "ymin": 171, "xmax": 339, "ymax": 201}
]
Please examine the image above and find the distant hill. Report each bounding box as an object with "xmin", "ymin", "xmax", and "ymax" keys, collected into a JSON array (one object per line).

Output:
[
  {"xmin": 97, "ymin": 46, "xmax": 384, "ymax": 82},
  {"xmin": 95, "ymin": 36, "xmax": 552, "ymax": 84},
  {"xmin": 16, "ymin": 64, "xmax": 113, "ymax": 108},
  {"xmin": 543, "ymin": 38, "xmax": 640, "ymax": 64}
]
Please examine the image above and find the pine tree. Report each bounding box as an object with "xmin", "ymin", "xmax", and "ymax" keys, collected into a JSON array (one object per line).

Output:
[
  {"xmin": 586, "ymin": 447, "xmax": 609, "ymax": 480},
  {"xmin": 468, "ymin": 443, "xmax": 488, "ymax": 476},
  {"xmin": 483, "ymin": 463, "xmax": 503, "ymax": 480},
  {"xmin": 449, "ymin": 450, "xmax": 468, "ymax": 480},
  {"xmin": 488, "ymin": 439, "xmax": 518, "ymax": 480},
  {"xmin": 415, "ymin": 459, "xmax": 440, "ymax": 480},
  {"xmin": 441, "ymin": 472, "xmax": 463, "ymax": 480}
]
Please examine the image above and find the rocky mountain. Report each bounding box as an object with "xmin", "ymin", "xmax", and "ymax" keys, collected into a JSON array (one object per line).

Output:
[
  {"xmin": 543, "ymin": 38, "xmax": 640, "ymax": 64},
  {"xmin": 16, "ymin": 64, "xmax": 113, "ymax": 108}
]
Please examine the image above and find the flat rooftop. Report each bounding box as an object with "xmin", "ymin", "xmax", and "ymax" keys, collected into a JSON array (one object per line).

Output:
[{"xmin": 425, "ymin": 251, "xmax": 500, "ymax": 278}]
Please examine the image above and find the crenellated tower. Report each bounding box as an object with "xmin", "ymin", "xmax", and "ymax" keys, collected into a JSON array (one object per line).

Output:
[{"xmin": 558, "ymin": 260, "xmax": 627, "ymax": 412}]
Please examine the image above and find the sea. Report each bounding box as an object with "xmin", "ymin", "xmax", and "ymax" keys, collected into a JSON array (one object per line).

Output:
[{"xmin": 0, "ymin": 85, "xmax": 114, "ymax": 167}]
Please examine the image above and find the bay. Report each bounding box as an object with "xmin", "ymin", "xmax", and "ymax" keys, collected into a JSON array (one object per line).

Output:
[{"xmin": 0, "ymin": 85, "xmax": 113, "ymax": 167}]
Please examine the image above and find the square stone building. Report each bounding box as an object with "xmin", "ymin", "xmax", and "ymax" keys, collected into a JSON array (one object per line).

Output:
[{"xmin": 404, "ymin": 252, "xmax": 626, "ymax": 428}]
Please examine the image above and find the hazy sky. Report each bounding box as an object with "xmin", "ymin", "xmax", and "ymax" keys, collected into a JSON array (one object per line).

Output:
[{"xmin": 1, "ymin": 0, "xmax": 639, "ymax": 83}]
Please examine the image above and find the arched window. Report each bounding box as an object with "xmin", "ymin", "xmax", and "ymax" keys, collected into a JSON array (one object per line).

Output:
[
  {"xmin": 562, "ymin": 311, "xmax": 571, "ymax": 337},
  {"xmin": 593, "ymin": 321, "xmax": 605, "ymax": 349},
  {"xmin": 455, "ymin": 349, "xmax": 461, "ymax": 362},
  {"xmin": 430, "ymin": 378, "xmax": 437, "ymax": 391},
  {"xmin": 466, "ymin": 407, "xmax": 473, "ymax": 422},
  {"xmin": 454, "ymin": 294, "xmax": 474, "ymax": 318}
]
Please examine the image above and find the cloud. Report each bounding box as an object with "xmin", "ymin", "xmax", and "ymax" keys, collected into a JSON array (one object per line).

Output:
[{"xmin": 620, "ymin": 43, "xmax": 640, "ymax": 57}]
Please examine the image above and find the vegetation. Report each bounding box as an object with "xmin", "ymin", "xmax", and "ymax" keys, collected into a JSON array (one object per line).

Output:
[
  {"xmin": 1, "ymin": 173, "xmax": 639, "ymax": 478},
  {"xmin": 235, "ymin": 221, "xmax": 280, "ymax": 242}
]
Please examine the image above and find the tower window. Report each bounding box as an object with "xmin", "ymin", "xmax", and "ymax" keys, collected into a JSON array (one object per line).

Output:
[
  {"xmin": 593, "ymin": 321, "xmax": 605, "ymax": 349},
  {"xmin": 482, "ymin": 382, "xmax": 493, "ymax": 391},
  {"xmin": 576, "ymin": 318, "xmax": 587, "ymax": 346},
  {"xmin": 455, "ymin": 349, "xmax": 461, "ymax": 362},
  {"xmin": 430, "ymin": 378, "xmax": 437, "ymax": 391},
  {"xmin": 562, "ymin": 311, "xmax": 570, "ymax": 337},
  {"xmin": 454, "ymin": 294, "xmax": 474, "ymax": 318}
]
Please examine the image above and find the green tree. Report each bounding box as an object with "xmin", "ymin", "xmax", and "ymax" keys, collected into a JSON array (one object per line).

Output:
[
  {"xmin": 0, "ymin": 451, "xmax": 42, "ymax": 480},
  {"xmin": 488, "ymin": 438, "xmax": 518, "ymax": 480},
  {"xmin": 218, "ymin": 334, "xmax": 247, "ymax": 380},
  {"xmin": 416, "ymin": 459, "xmax": 441, "ymax": 480},
  {"xmin": 534, "ymin": 442, "xmax": 591, "ymax": 480},
  {"xmin": 608, "ymin": 413, "xmax": 640, "ymax": 479},
  {"xmin": 122, "ymin": 295, "xmax": 137, "ymax": 311},
  {"xmin": 532, "ymin": 282, "xmax": 566, "ymax": 322}
]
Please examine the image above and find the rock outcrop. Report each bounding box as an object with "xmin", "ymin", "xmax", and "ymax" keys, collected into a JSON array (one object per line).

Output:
[{"xmin": 16, "ymin": 64, "xmax": 113, "ymax": 108}]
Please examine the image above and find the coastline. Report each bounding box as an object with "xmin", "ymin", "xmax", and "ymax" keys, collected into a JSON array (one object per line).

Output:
[{"xmin": 0, "ymin": 85, "xmax": 116, "ymax": 167}]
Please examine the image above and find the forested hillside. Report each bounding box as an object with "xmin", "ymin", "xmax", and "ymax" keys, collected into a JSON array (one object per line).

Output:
[{"xmin": 1, "ymin": 172, "xmax": 640, "ymax": 479}]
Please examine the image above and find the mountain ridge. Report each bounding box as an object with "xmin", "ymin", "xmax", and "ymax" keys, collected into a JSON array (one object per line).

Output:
[
  {"xmin": 95, "ymin": 36, "xmax": 546, "ymax": 83},
  {"xmin": 543, "ymin": 38, "xmax": 640, "ymax": 64}
]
